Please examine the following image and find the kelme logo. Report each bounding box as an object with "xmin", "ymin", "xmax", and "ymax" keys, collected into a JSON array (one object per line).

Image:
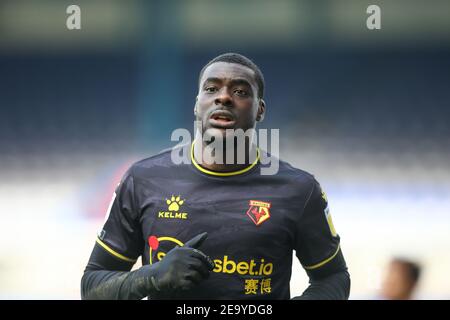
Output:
[{"xmin": 158, "ymin": 195, "xmax": 188, "ymax": 220}]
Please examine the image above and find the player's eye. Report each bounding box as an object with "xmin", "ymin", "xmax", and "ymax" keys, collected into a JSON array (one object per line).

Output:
[
  {"xmin": 234, "ymin": 89, "xmax": 248, "ymax": 97},
  {"xmin": 204, "ymin": 86, "xmax": 218, "ymax": 93}
]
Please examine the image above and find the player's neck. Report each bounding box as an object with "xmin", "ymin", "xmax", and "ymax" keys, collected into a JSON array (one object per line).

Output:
[{"xmin": 193, "ymin": 138, "xmax": 258, "ymax": 173}]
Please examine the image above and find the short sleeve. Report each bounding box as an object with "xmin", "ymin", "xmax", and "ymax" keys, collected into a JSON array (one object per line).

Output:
[
  {"xmin": 295, "ymin": 179, "xmax": 341, "ymax": 271},
  {"xmin": 96, "ymin": 168, "xmax": 144, "ymax": 264}
]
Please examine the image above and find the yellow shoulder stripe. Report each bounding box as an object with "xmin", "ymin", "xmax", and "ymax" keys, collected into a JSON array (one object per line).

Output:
[
  {"xmin": 190, "ymin": 142, "xmax": 260, "ymax": 177},
  {"xmin": 96, "ymin": 237, "xmax": 137, "ymax": 263},
  {"xmin": 303, "ymin": 245, "xmax": 341, "ymax": 270}
]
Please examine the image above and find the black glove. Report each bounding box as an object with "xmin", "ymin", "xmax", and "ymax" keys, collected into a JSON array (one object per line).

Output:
[{"xmin": 145, "ymin": 232, "xmax": 215, "ymax": 298}]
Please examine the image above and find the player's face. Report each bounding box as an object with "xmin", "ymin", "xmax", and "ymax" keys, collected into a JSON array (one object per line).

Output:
[{"xmin": 195, "ymin": 62, "xmax": 265, "ymax": 140}]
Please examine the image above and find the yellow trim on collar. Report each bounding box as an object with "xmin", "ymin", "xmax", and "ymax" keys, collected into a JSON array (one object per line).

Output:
[
  {"xmin": 96, "ymin": 237, "xmax": 137, "ymax": 263},
  {"xmin": 190, "ymin": 142, "xmax": 260, "ymax": 177},
  {"xmin": 303, "ymin": 245, "xmax": 341, "ymax": 270}
]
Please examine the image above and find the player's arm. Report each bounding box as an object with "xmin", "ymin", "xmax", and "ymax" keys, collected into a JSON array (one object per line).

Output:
[
  {"xmin": 292, "ymin": 250, "xmax": 350, "ymax": 300},
  {"xmin": 292, "ymin": 179, "xmax": 350, "ymax": 300},
  {"xmin": 81, "ymin": 232, "xmax": 214, "ymax": 300},
  {"xmin": 81, "ymin": 169, "xmax": 214, "ymax": 300},
  {"xmin": 81, "ymin": 240, "xmax": 150, "ymax": 300}
]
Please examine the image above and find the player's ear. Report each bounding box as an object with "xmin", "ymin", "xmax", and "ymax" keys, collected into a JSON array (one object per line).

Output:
[{"xmin": 256, "ymin": 99, "xmax": 266, "ymax": 122}]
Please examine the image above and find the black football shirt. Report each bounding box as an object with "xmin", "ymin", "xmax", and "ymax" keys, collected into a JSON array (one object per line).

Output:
[{"xmin": 96, "ymin": 145, "xmax": 341, "ymax": 299}]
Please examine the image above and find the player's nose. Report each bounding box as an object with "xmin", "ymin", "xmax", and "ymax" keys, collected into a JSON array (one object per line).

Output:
[{"xmin": 214, "ymin": 88, "xmax": 233, "ymax": 107}]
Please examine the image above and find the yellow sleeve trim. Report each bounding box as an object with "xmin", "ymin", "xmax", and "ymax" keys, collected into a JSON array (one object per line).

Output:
[
  {"xmin": 303, "ymin": 245, "xmax": 341, "ymax": 270},
  {"xmin": 191, "ymin": 141, "xmax": 260, "ymax": 177},
  {"xmin": 96, "ymin": 237, "xmax": 137, "ymax": 263}
]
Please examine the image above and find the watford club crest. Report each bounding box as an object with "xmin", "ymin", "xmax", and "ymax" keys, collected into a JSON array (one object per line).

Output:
[{"xmin": 246, "ymin": 200, "xmax": 271, "ymax": 226}]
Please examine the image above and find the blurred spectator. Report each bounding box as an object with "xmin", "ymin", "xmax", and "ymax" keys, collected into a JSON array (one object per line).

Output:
[{"xmin": 379, "ymin": 257, "xmax": 422, "ymax": 300}]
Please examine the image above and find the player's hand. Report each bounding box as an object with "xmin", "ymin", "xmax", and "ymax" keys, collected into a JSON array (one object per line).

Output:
[{"xmin": 148, "ymin": 232, "xmax": 215, "ymax": 296}]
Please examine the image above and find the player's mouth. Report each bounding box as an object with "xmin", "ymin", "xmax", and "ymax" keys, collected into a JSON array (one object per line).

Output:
[{"xmin": 209, "ymin": 110, "xmax": 236, "ymax": 129}]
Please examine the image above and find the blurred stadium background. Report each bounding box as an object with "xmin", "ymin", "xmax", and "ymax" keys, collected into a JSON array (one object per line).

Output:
[{"xmin": 0, "ymin": 0, "xmax": 449, "ymax": 299}]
